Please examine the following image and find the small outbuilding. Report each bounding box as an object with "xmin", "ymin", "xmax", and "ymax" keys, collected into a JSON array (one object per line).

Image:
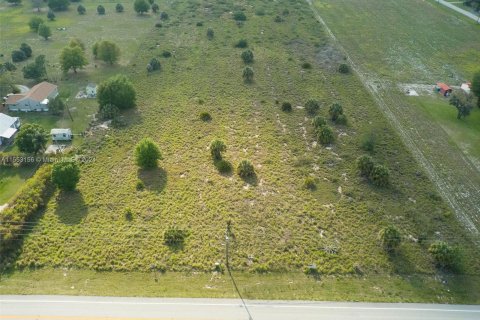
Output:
[
  {"xmin": 461, "ymin": 82, "xmax": 471, "ymax": 94},
  {"xmin": 86, "ymin": 83, "xmax": 97, "ymax": 98},
  {"xmin": 435, "ymin": 83, "xmax": 452, "ymax": 97},
  {"xmin": 51, "ymin": 128, "xmax": 73, "ymax": 141}
]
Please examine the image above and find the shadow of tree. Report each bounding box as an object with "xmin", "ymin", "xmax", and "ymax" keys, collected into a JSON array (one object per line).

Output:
[
  {"xmin": 137, "ymin": 167, "xmax": 167, "ymax": 193},
  {"xmin": 55, "ymin": 191, "xmax": 88, "ymax": 225},
  {"xmin": 240, "ymin": 173, "xmax": 258, "ymax": 186},
  {"xmin": 213, "ymin": 159, "xmax": 233, "ymax": 177},
  {"xmin": 388, "ymin": 248, "xmax": 417, "ymax": 274}
]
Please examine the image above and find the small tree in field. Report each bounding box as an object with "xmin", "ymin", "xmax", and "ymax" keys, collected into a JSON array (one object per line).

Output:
[
  {"xmin": 241, "ymin": 49, "xmax": 254, "ymax": 63},
  {"xmin": 116, "ymin": 3, "xmax": 124, "ymax": 12},
  {"xmin": 210, "ymin": 139, "xmax": 226, "ymax": 160},
  {"xmin": 312, "ymin": 115, "xmax": 326, "ymax": 129},
  {"xmin": 243, "ymin": 66, "xmax": 254, "ymax": 83},
  {"xmin": 47, "ymin": 10, "xmax": 55, "ymax": 21},
  {"xmin": 378, "ymin": 226, "xmax": 401, "ymax": 253},
  {"xmin": 97, "ymin": 40, "xmax": 120, "ymax": 64},
  {"xmin": 281, "ymin": 102, "xmax": 292, "ymax": 112},
  {"xmin": 317, "ymin": 125, "xmax": 334, "ymax": 145},
  {"xmin": 20, "ymin": 43, "xmax": 33, "ymax": 58},
  {"xmin": 77, "ymin": 4, "xmax": 86, "ymax": 14},
  {"xmin": 69, "ymin": 37, "xmax": 86, "ymax": 52},
  {"xmin": 97, "ymin": 5, "xmax": 105, "ymax": 15},
  {"xmin": 304, "ymin": 99, "xmax": 320, "ymax": 115},
  {"xmin": 135, "ymin": 138, "xmax": 162, "ymax": 168},
  {"xmin": 357, "ymin": 155, "xmax": 374, "ymax": 177},
  {"xmin": 151, "ymin": 3, "xmax": 159, "ymax": 13},
  {"xmin": 237, "ymin": 160, "xmax": 255, "ymax": 178},
  {"xmin": 52, "ymin": 161, "xmax": 81, "ymax": 191},
  {"xmin": 38, "ymin": 24, "xmax": 52, "ymax": 40},
  {"xmin": 29, "ymin": 16, "xmax": 44, "ymax": 32},
  {"xmin": 134, "ymin": 0, "xmax": 150, "ymax": 14},
  {"xmin": 23, "ymin": 55, "xmax": 47, "ymax": 81},
  {"xmin": 60, "ymin": 45, "xmax": 88, "ymax": 73},
  {"xmin": 370, "ymin": 164, "xmax": 390, "ymax": 187},
  {"xmin": 450, "ymin": 91, "xmax": 474, "ymax": 119},
  {"xmin": 97, "ymin": 74, "xmax": 136, "ymax": 109}
]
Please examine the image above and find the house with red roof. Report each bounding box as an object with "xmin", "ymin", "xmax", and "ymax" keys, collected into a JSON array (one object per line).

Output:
[
  {"xmin": 5, "ymin": 82, "xmax": 58, "ymax": 112},
  {"xmin": 435, "ymin": 83, "xmax": 452, "ymax": 97}
]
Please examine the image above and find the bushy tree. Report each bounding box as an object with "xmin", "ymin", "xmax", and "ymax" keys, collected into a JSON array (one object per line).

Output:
[
  {"xmin": 48, "ymin": 96, "xmax": 65, "ymax": 115},
  {"xmin": 38, "ymin": 23, "xmax": 52, "ymax": 40},
  {"xmin": 52, "ymin": 161, "xmax": 81, "ymax": 191},
  {"xmin": 97, "ymin": 5, "xmax": 105, "ymax": 15},
  {"xmin": 378, "ymin": 226, "xmax": 401, "ymax": 252},
  {"xmin": 304, "ymin": 99, "xmax": 320, "ymax": 115},
  {"xmin": 11, "ymin": 50, "xmax": 26, "ymax": 63},
  {"xmin": 116, "ymin": 3, "xmax": 124, "ymax": 12},
  {"xmin": 370, "ymin": 164, "xmax": 390, "ymax": 187},
  {"xmin": 97, "ymin": 74, "xmax": 136, "ymax": 109},
  {"xmin": 60, "ymin": 45, "xmax": 88, "ymax": 73},
  {"xmin": 207, "ymin": 28, "xmax": 214, "ymax": 40},
  {"xmin": 317, "ymin": 125, "xmax": 334, "ymax": 145},
  {"xmin": 147, "ymin": 57, "xmax": 161, "ymax": 72},
  {"xmin": 329, "ymin": 103, "xmax": 343, "ymax": 121},
  {"xmin": 429, "ymin": 241, "xmax": 458, "ymax": 270},
  {"xmin": 47, "ymin": 10, "xmax": 55, "ymax": 21},
  {"xmin": 97, "ymin": 40, "xmax": 120, "ymax": 64},
  {"xmin": 237, "ymin": 160, "xmax": 255, "ymax": 178},
  {"xmin": 77, "ymin": 4, "xmax": 86, "ymax": 14},
  {"xmin": 472, "ymin": 71, "xmax": 480, "ymax": 107},
  {"xmin": 199, "ymin": 112, "xmax": 211, "ymax": 121},
  {"xmin": 20, "ymin": 43, "xmax": 32, "ymax": 58},
  {"xmin": 449, "ymin": 91, "xmax": 474, "ymax": 119},
  {"xmin": 357, "ymin": 155, "xmax": 374, "ymax": 177},
  {"xmin": 16, "ymin": 123, "xmax": 48, "ymax": 155},
  {"xmin": 242, "ymin": 66, "xmax": 254, "ymax": 83},
  {"xmin": 23, "ymin": 55, "xmax": 47, "ymax": 81},
  {"xmin": 99, "ymin": 103, "xmax": 119, "ymax": 120},
  {"xmin": 135, "ymin": 138, "xmax": 162, "ymax": 168},
  {"xmin": 233, "ymin": 11, "xmax": 246, "ymax": 21},
  {"xmin": 134, "ymin": 0, "xmax": 149, "ymax": 14},
  {"xmin": 48, "ymin": 0, "xmax": 69, "ymax": 11},
  {"xmin": 210, "ymin": 139, "xmax": 226, "ymax": 160},
  {"xmin": 241, "ymin": 49, "xmax": 254, "ymax": 63},
  {"xmin": 151, "ymin": 3, "xmax": 159, "ymax": 13},
  {"xmin": 69, "ymin": 37, "xmax": 86, "ymax": 52},
  {"xmin": 29, "ymin": 16, "xmax": 44, "ymax": 32},
  {"xmin": 312, "ymin": 115, "xmax": 326, "ymax": 129}
]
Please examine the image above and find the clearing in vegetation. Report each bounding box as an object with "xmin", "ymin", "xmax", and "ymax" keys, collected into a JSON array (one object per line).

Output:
[{"xmin": 0, "ymin": 0, "xmax": 479, "ymax": 302}]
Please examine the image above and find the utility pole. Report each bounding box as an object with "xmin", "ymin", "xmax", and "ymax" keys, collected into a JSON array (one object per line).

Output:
[{"xmin": 65, "ymin": 98, "xmax": 73, "ymax": 122}]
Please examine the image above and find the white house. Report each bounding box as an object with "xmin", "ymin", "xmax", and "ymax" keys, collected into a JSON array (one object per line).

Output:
[
  {"xmin": 50, "ymin": 128, "xmax": 73, "ymax": 141},
  {"xmin": 86, "ymin": 83, "xmax": 97, "ymax": 98},
  {"xmin": 5, "ymin": 82, "xmax": 58, "ymax": 112},
  {"xmin": 0, "ymin": 113, "xmax": 21, "ymax": 146}
]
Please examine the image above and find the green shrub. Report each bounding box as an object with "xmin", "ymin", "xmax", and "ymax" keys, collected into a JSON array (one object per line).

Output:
[
  {"xmin": 281, "ymin": 102, "xmax": 292, "ymax": 112},
  {"xmin": 378, "ymin": 226, "xmax": 401, "ymax": 252},
  {"xmin": 97, "ymin": 5, "xmax": 105, "ymax": 15},
  {"xmin": 235, "ymin": 39, "xmax": 248, "ymax": 48},
  {"xmin": 329, "ymin": 103, "xmax": 344, "ymax": 121},
  {"xmin": 116, "ymin": 3, "xmax": 124, "ymax": 12},
  {"xmin": 210, "ymin": 139, "xmax": 226, "ymax": 160},
  {"xmin": 20, "ymin": 43, "xmax": 32, "ymax": 58},
  {"xmin": 429, "ymin": 241, "xmax": 459, "ymax": 270},
  {"xmin": 312, "ymin": 116, "xmax": 326, "ymax": 129},
  {"xmin": 160, "ymin": 12, "xmax": 169, "ymax": 20},
  {"xmin": 124, "ymin": 207, "xmax": 133, "ymax": 220},
  {"xmin": 135, "ymin": 180, "xmax": 145, "ymax": 191},
  {"xmin": 301, "ymin": 62, "xmax": 312, "ymax": 69},
  {"xmin": 338, "ymin": 63, "xmax": 350, "ymax": 74},
  {"xmin": 370, "ymin": 164, "xmax": 390, "ymax": 187},
  {"xmin": 47, "ymin": 10, "xmax": 55, "ymax": 21},
  {"xmin": 357, "ymin": 155, "xmax": 374, "ymax": 177},
  {"xmin": 164, "ymin": 228, "xmax": 188, "ymax": 246},
  {"xmin": 97, "ymin": 74, "xmax": 136, "ymax": 110},
  {"xmin": 215, "ymin": 159, "xmax": 232, "ymax": 174},
  {"xmin": 317, "ymin": 125, "xmax": 334, "ymax": 145},
  {"xmin": 0, "ymin": 165, "xmax": 52, "ymax": 261},
  {"xmin": 52, "ymin": 161, "xmax": 81, "ymax": 191},
  {"xmin": 242, "ymin": 66, "xmax": 254, "ymax": 83},
  {"xmin": 237, "ymin": 160, "xmax": 255, "ymax": 178},
  {"xmin": 200, "ymin": 112, "xmax": 212, "ymax": 121},
  {"xmin": 135, "ymin": 138, "xmax": 162, "ymax": 168},
  {"xmin": 28, "ymin": 16, "xmax": 44, "ymax": 32},
  {"xmin": 336, "ymin": 114, "xmax": 347, "ymax": 125},
  {"xmin": 304, "ymin": 99, "xmax": 320, "ymax": 115},
  {"xmin": 77, "ymin": 4, "xmax": 85, "ymax": 14},
  {"xmin": 304, "ymin": 177, "xmax": 316, "ymax": 190},
  {"xmin": 233, "ymin": 11, "xmax": 246, "ymax": 21},
  {"xmin": 241, "ymin": 49, "xmax": 254, "ymax": 63},
  {"xmin": 11, "ymin": 50, "xmax": 26, "ymax": 63},
  {"xmin": 361, "ymin": 133, "xmax": 376, "ymax": 152}
]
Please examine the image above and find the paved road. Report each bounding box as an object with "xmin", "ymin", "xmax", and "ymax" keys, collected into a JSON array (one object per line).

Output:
[
  {"xmin": 437, "ymin": 0, "xmax": 480, "ymax": 22},
  {"xmin": 1, "ymin": 296, "xmax": 480, "ymax": 320}
]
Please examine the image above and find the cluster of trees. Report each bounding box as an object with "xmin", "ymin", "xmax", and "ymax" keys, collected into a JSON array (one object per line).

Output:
[
  {"xmin": 357, "ymin": 155, "xmax": 390, "ymax": 187},
  {"xmin": 28, "ymin": 16, "xmax": 51, "ymax": 40},
  {"xmin": 312, "ymin": 115, "xmax": 334, "ymax": 145},
  {"xmin": 93, "ymin": 40, "xmax": 121, "ymax": 64},
  {"xmin": 11, "ymin": 43, "xmax": 32, "ymax": 62},
  {"xmin": 209, "ymin": 139, "xmax": 255, "ymax": 178},
  {"xmin": 23, "ymin": 55, "xmax": 47, "ymax": 81},
  {"xmin": 146, "ymin": 57, "xmax": 161, "ymax": 73},
  {"xmin": 329, "ymin": 103, "xmax": 347, "ymax": 125}
]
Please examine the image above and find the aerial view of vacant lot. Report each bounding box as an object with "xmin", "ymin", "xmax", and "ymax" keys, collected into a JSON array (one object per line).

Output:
[{"xmin": 0, "ymin": 0, "xmax": 479, "ymax": 304}]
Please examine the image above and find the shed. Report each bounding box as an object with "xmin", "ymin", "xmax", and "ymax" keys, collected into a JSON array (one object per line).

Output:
[
  {"xmin": 461, "ymin": 82, "xmax": 471, "ymax": 94},
  {"xmin": 51, "ymin": 128, "xmax": 73, "ymax": 141},
  {"xmin": 435, "ymin": 83, "xmax": 452, "ymax": 97}
]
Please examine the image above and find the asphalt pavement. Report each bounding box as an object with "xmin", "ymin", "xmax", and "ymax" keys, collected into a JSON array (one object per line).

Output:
[{"xmin": 1, "ymin": 296, "xmax": 480, "ymax": 320}]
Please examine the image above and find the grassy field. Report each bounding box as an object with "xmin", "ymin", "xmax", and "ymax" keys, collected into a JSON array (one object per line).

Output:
[{"xmin": 0, "ymin": 0, "xmax": 479, "ymax": 301}]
